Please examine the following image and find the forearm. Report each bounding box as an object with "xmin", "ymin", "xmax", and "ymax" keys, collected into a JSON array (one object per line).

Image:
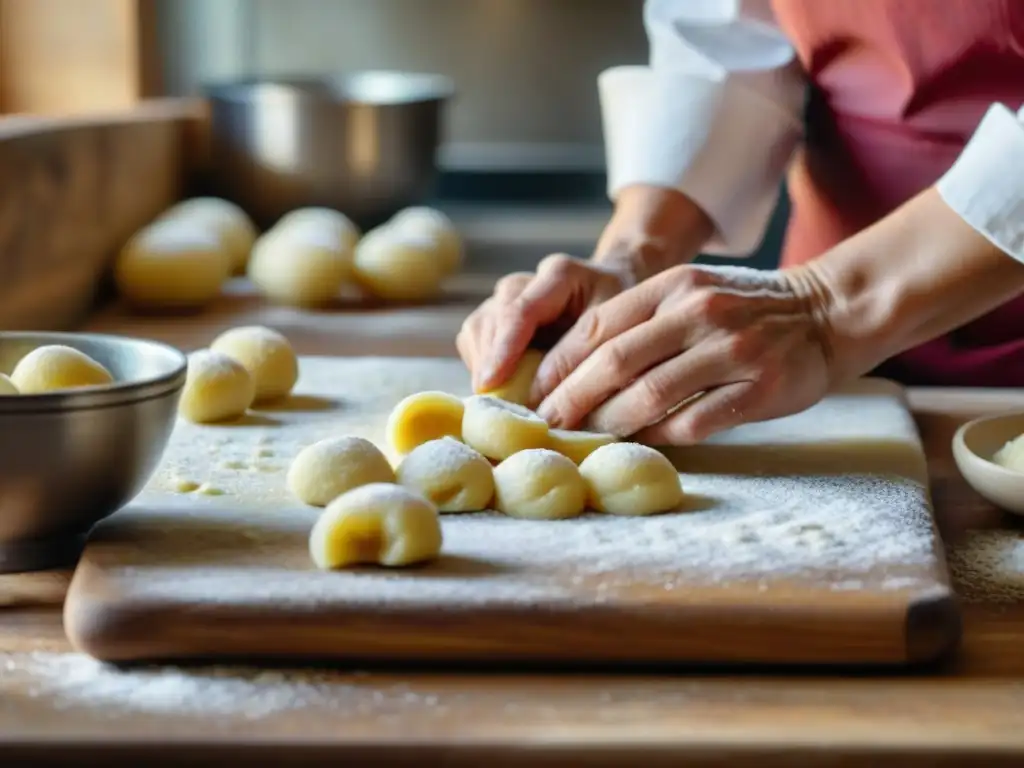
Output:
[
  {"xmin": 789, "ymin": 187, "xmax": 1024, "ymax": 383},
  {"xmin": 592, "ymin": 185, "xmax": 715, "ymax": 282}
]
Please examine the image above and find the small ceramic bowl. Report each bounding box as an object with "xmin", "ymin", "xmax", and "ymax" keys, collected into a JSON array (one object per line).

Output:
[{"xmin": 953, "ymin": 411, "xmax": 1024, "ymax": 515}]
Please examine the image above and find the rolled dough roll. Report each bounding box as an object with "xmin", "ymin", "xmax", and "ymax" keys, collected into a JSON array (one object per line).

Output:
[
  {"xmin": 386, "ymin": 391, "xmax": 465, "ymax": 456},
  {"xmin": 248, "ymin": 220, "xmax": 354, "ymax": 307},
  {"xmin": 493, "ymin": 448, "xmax": 587, "ymax": 520},
  {"xmin": 353, "ymin": 227, "xmax": 444, "ymax": 302},
  {"xmin": 178, "ymin": 350, "xmax": 255, "ymax": 424},
  {"xmin": 481, "ymin": 349, "xmax": 544, "ymax": 406},
  {"xmin": 396, "ymin": 437, "xmax": 494, "ymax": 513},
  {"xmin": 388, "ymin": 206, "xmax": 463, "ymax": 276},
  {"xmin": 288, "ymin": 435, "xmax": 395, "ymax": 507},
  {"xmin": 548, "ymin": 428, "xmax": 618, "ymax": 465},
  {"xmin": 161, "ymin": 197, "xmax": 257, "ymax": 274},
  {"xmin": 210, "ymin": 325, "xmax": 298, "ymax": 403},
  {"xmin": 462, "ymin": 395, "xmax": 550, "ymax": 461},
  {"xmin": 10, "ymin": 345, "xmax": 114, "ymax": 394}
]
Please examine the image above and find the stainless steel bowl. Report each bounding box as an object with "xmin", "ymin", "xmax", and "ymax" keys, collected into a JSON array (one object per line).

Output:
[
  {"xmin": 0, "ymin": 332, "xmax": 186, "ymax": 573},
  {"xmin": 205, "ymin": 71, "xmax": 454, "ymax": 227}
]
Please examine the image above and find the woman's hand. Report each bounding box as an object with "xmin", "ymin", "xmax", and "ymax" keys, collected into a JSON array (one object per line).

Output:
[
  {"xmin": 531, "ymin": 264, "xmax": 834, "ymax": 445},
  {"xmin": 457, "ymin": 184, "xmax": 715, "ymax": 392},
  {"xmin": 457, "ymin": 254, "xmax": 633, "ymax": 392}
]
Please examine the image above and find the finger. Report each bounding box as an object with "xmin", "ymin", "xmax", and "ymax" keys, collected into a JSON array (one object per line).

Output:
[
  {"xmin": 584, "ymin": 343, "xmax": 741, "ymax": 436},
  {"xmin": 531, "ymin": 280, "xmax": 661, "ymax": 404},
  {"xmin": 534, "ymin": 313, "xmax": 687, "ymax": 428},
  {"xmin": 634, "ymin": 381, "xmax": 759, "ymax": 446},
  {"xmin": 481, "ymin": 257, "xmax": 582, "ymax": 389},
  {"xmin": 456, "ymin": 302, "xmax": 499, "ymax": 390}
]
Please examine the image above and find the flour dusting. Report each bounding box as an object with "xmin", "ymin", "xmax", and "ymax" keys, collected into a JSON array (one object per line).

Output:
[
  {"xmin": 947, "ymin": 530, "xmax": 1024, "ymax": 602},
  {"xmin": 96, "ymin": 365, "xmax": 942, "ymax": 610}
]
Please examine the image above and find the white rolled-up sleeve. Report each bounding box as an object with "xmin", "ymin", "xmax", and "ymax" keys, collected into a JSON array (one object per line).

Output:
[
  {"xmin": 599, "ymin": 0, "xmax": 806, "ymax": 256},
  {"xmin": 937, "ymin": 104, "xmax": 1024, "ymax": 263}
]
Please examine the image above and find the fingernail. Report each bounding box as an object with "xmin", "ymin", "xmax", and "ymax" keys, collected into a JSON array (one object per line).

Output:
[{"xmin": 537, "ymin": 400, "xmax": 560, "ymax": 426}]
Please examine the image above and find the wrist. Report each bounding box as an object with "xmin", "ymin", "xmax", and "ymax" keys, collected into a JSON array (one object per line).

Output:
[
  {"xmin": 787, "ymin": 187, "xmax": 1024, "ymax": 383},
  {"xmin": 592, "ymin": 184, "xmax": 714, "ymax": 282}
]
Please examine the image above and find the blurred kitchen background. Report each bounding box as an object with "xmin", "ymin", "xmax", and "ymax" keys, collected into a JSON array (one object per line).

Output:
[{"xmin": 153, "ymin": 0, "xmax": 787, "ymax": 272}]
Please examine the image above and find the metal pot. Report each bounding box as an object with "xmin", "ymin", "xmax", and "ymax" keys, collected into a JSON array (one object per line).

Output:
[{"xmin": 204, "ymin": 72, "xmax": 454, "ymax": 228}]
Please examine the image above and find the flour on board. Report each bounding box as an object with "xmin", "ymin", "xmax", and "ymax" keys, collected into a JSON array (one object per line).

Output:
[{"xmin": 95, "ymin": 361, "xmax": 944, "ymax": 608}]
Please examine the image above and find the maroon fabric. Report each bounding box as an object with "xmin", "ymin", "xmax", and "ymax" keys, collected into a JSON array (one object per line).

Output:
[{"xmin": 771, "ymin": 0, "xmax": 1024, "ymax": 386}]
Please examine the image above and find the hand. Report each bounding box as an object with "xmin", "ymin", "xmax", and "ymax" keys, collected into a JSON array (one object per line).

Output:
[
  {"xmin": 456, "ymin": 253, "xmax": 633, "ymax": 392},
  {"xmin": 531, "ymin": 264, "xmax": 834, "ymax": 445}
]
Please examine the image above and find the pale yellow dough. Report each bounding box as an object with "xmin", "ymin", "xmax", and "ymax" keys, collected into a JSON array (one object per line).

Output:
[
  {"xmin": 461, "ymin": 395, "xmax": 550, "ymax": 461},
  {"xmin": 482, "ymin": 349, "xmax": 544, "ymax": 406},
  {"xmin": 11, "ymin": 345, "xmax": 114, "ymax": 394},
  {"xmin": 0, "ymin": 374, "xmax": 17, "ymax": 395},
  {"xmin": 115, "ymin": 218, "xmax": 230, "ymax": 311},
  {"xmin": 210, "ymin": 325, "xmax": 298, "ymax": 403},
  {"xmin": 160, "ymin": 197, "xmax": 257, "ymax": 274},
  {"xmin": 387, "ymin": 206, "xmax": 463, "ymax": 276},
  {"xmin": 353, "ymin": 227, "xmax": 445, "ymax": 302},
  {"xmin": 994, "ymin": 434, "xmax": 1024, "ymax": 472},
  {"xmin": 309, "ymin": 483, "xmax": 442, "ymax": 568},
  {"xmin": 386, "ymin": 391, "xmax": 465, "ymax": 456},
  {"xmin": 178, "ymin": 350, "xmax": 255, "ymax": 424},
  {"xmin": 288, "ymin": 435, "xmax": 395, "ymax": 507},
  {"xmin": 248, "ymin": 219, "xmax": 354, "ymax": 307},
  {"xmin": 548, "ymin": 428, "xmax": 618, "ymax": 465},
  {"xmin": 579, "ymin": 442, "xmax": 683, "ymax": 516},
  {"xmin": 396, "ymin": 437, "xmax": 494, "ymax": 513},
  {"xmin": 493, "ymin": 448, "xmax": 587, "ymax": 520}
]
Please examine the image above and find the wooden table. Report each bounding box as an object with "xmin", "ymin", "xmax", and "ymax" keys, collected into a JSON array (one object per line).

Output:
[{"xmin": 4, "ymin": 277, "xmax": 1024, "ymax": 766}]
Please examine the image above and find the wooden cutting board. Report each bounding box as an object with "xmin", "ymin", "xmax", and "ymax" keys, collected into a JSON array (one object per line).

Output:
[{"xmin": 62, "ymin": 357, "xmax": 961, "ymax": 667}]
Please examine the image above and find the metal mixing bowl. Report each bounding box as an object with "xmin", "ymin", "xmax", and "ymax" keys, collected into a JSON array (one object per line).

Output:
[
  {"xmin": 0, "ymin": 332, "xmax": 186, "ymax": 573},
  {"xmin": 205, "ymin": 71, "xmax": 454, "ymax": 227}
]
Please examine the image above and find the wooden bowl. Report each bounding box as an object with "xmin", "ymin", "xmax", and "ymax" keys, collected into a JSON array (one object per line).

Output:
[{"xmin": 953, "ymin": 411, "xmax": 1024, "ymax": 515}]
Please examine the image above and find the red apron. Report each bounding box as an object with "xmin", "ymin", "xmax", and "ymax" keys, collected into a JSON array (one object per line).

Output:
[{"xmin": 772, "ymin": 0, "xmax": 1024, "ymax": 386}]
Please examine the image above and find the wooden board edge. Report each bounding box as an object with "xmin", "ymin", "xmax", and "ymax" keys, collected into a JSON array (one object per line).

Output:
[{"xmin": 904, "ymin": 588, "xmax": 962, "ymax": 664}]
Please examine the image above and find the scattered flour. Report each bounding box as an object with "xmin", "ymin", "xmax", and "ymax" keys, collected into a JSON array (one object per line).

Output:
[{"xmin": 100, "ymin": 366, "xmax": 940, "ymax": 616}]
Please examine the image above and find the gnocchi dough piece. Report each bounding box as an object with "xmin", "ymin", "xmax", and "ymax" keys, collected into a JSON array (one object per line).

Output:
[
  {"xmin": 115, "ymin": 218, "xmax": 231, "ymax": 311},
  {"xmin": 353, "ymin": 227, "xmax": 445, "ymax": 302},
  {"xmin": 209, "ymin": 325, "xmax": 298, "ymax": 403},
  {"xmin": 462, "ymin": 395, "xmax": 550, "ymax": 461},
  {"xmin": 493, "ymin": 448, "xmax": 586, "ymax": 520},
  {"xmin": 386, "ymin": 391, "xmax": 465, "ymax": 456},
  {"xmin": 994, "ymin": 434, "xmax": 1024, "ymax": 472},
  {"xmin": 275, "ymin": 207, "xmax": 360, "ymax": 251},
  {"xmin": 481, "ymin": 349, "xmax": 544, "ymax": 406},
  {"xmin": 178, "ymin": 350, "xmax": 255, "ymax": 424},
  {"xmin": 161, "ymin": 197, "xmax": 257, "ymax": 274},
  {"xmin": 579, "ymin": 442, "xmax": 683, "ymax": 516},
  {"xmin": 288, "ymin": 435, "xmax": 395, "ymax": 507},
  {"xmin": 548, "ymin": 428, "xmax": 618, "ymax": 465},
  {"xmin": 396, "ymin": 437, "xmax": 494, "ymax": 513},
  {"xmin": 310, "ymin": 483, "xmax": 442, "ymax": 568},
  {"xmin": 248, "ymin": 220, "xmax": 354, "ymax": 307},
  {"xmin": 11, "ymin": 345, "xmax": 114, "ymax": 394},
  {"xmin": 0, "ymin": 373, "xmax": 17, "ymax": 395},
  {"xmin": 388, "ymin": 206, "xmax": 463, "ymax": 276}
]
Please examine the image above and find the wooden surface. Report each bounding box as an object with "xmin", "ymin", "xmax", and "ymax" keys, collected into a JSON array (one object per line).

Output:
[
  {"xmin": 0, "ymin": 0, "xmax": 160, "ymax": 114},
  {"xmin": 3, "ymin": 281, "xmax": 1024, "ymax": 764},
  {"xmin": 0, "ymin": 99, "xmax": 205, "ymax": 331},
  {"xmin": 62, "ymin": 366, "xmax": 956, "ymax": 667}
]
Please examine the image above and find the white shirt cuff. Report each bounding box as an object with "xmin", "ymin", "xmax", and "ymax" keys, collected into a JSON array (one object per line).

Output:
[
  {"xmin": 599, "ymin": 65, "xmax": 801, "ymax": 256},
  {"xmin": 937, "ymin": 104, "xmax": 1024, "ymax": 262}
]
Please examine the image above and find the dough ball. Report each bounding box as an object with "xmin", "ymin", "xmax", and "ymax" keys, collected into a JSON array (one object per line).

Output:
[
  {"xmin": 353, "ymin": 227, "xmax": 444, "ymax": 302},
  {"xmin": 276, "ymin": 207, "xmax": 360, "ymax": 251},
  {"xmin": 388, "ymin": 206, "xmax": 463, "ymax": 276},
  {"xmin": 115, "ymin": 218, "xmax": 231, "ymax": 311},
  {"xmin": 178, "ymin": 349, "xmax": 255, "ymax": 424},
  {"xmin": 248, "ymin": 221, "xmax": 354, "ymax": 307},
  {"xmin": 209, "ymin": 325, "xmax": 298, "ymax": 403},
  {"xmin": 0, "ymin": 373, "xmax": 17, "ymax": 395},
  {"xmin": 462, "ymin": 395, "xmax": 550, "ymax": 461},
  {"xmin": 396, "ymin": 437, "xmax": 494, "ymax": 513},
  {"xmin": 493, "ymin": 448, "xmax": 586, "ymax": 520},
  {"xmin": 579, "ymin": 442, "xmax": 683, "ymax": 516},
  {"xmin": 288, "ymin": 435, "xmax": 395, "ymax": 507},
  {"xmin": 548, "ymin": 429, "xmax": 618, "ymax": 465},
  {"xmin": 386, "ymin": 391, "xmax": 465, "ymax": 456},
  {"xmin": 161, "ymin": 197, "xmax": 257, "ymax": 274},
  {"xmin": 481, "ymin": 348, "xmax": 544, "ymax": 406},
  {"xmin": 309, "ymin": 483, "xmax": 442, "ymax": 568},
  {"xmin": 10, "ymin": 345, "xmax": 114, "ymax": 394}
]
